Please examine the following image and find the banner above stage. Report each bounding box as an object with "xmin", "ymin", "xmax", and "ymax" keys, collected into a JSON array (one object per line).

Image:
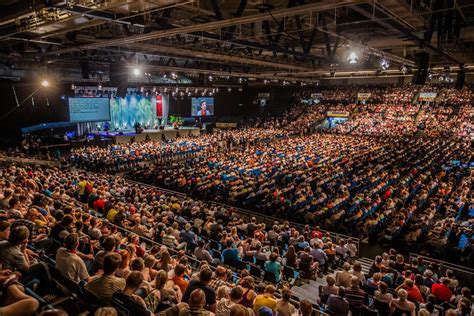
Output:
[
  {"xmin": 327, "ymin": 111, "xmax": 350, "ymax": 118},
  {"xmin": 418, "ymin": 92, "xmax": 437, "ymax": 102},
  {"xmin": 357, "ymin": 92, "xmax": 371, "ymax": 100}
]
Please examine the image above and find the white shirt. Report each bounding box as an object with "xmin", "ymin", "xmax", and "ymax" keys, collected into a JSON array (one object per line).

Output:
[{"xmin": 55, "ymin": 247, "xmax": 89, "ymax": 283}]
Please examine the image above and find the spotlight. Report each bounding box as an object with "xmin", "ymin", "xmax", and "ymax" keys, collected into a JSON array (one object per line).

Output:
[
  {"xmin": 98, "ymin": 83, "xmax": 102, "ymax": 90},
  {"xmin": 208, "ymin": 75, "xmax": 213, "ymax": 82},
  {"xmin": 132, "ymin": 67, "xmax": 141, "ymax": 76},
  {"xmin": 263, "ymin": 79, "xmax": 269, "ymax": 84},
  {"xmin": 41, "ymin": 79, "xmax": 50, "ymax": 87},
  {"xmin": 71, "ymin": 84, "xmax": 76, "ymax": 90},
  {"xmin": 170, "ymin": 72, "xmax": 177, "ymax": 80},
  {"xmin": 380, "ymin": 58, "xmax": 390, "ymax": 70},
  {"xmin": 238, "ymin": 77, "xmax": 243, "ymax": 83},
  {"xmin": 399, "ymin": 65, "xmax": 408, "ymax": 74},
  {"xmin": 216, "ymin": 88, "xmax": 219, "ymax": 92},
  {"xmin": 347, "ymin": 52, "xmax": 358, "ymax": 64},
  {"xmin": 228, "ymin": 87, "xmax": 232, "ymax": 92},
  {"xmin": 194, "ymin": 88, "xmax": 198, "ymax": 93}
]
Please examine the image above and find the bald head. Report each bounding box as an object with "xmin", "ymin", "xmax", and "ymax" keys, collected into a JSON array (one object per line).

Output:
[{"xmin": 189, "ymin": 289, "xmax": 206, "ymax": 308}]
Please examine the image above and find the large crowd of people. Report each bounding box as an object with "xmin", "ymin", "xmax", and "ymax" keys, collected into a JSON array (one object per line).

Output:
[{"xmin": 0, "ymin": 83, "xmax": 472, "ymax": 315}]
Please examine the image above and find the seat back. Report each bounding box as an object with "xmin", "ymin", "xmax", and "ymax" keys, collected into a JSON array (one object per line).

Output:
[
  {"xmin": 112, "ymin": 293, "xmax": 150, "ymax": 316},
  {"xmin": 249, "ymin": 264, "xmax": 262, "ymax": 278},
  {"xmin": 263, "ymin": 271, "xmax": 277, "ymax": 284},
  {"xmin": 283, "ymin": 265, "xmax": 295, "ymax": 280},
  {"xmin": 391, "ymin": 307, "xmax": 412, "ymax": 316},
  {"xmin": 373, "ymin": 298, "xmax": 390, "ymax": 316},
  {"xmin": 255, "ymin": 258, "xmax": 266, "ymax": 268}
]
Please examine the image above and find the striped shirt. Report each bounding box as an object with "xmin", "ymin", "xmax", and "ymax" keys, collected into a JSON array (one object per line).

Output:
[{"xmin": 345, "ymin": 286, "xmax": 366, "ymax": 307}]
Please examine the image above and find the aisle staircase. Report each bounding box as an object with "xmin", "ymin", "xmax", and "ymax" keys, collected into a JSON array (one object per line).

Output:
[{"xmin": 290, "ymin": 257, "xmax": 374, "ymax": 305}]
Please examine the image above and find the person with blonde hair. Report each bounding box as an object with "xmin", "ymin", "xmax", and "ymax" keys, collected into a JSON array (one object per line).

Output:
[{"xmin": 390, "ymin": 289, "xmax": 416, "ymax": 316}]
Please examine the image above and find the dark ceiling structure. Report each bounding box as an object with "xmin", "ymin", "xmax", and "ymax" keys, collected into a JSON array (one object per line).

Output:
[{"xmin": 0, "ymin": 0, "xmax": 473, "ymax": 85}]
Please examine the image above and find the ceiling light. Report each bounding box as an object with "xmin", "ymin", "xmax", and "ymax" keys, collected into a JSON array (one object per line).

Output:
[
  {"xmin": 380, "ymin": 58, "xmax": 390, "ymax": 70},
  {"xmin": 41, "ymin": 79, "xmax": 50, "ymax": 87},
  {"xmin": 132, "ymin": 67, "xmax": 141, "ymax": 76},
  {"xmin": 347, "ymin": 52, "xmax": 358, "ymax": 64}
]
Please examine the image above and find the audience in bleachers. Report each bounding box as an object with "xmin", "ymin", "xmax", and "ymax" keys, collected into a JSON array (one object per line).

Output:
[{"xmin": 0, "ymin": 83, "xmax": 472, "ymax": 315}]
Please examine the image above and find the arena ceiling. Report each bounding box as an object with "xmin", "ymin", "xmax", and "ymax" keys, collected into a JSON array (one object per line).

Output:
[{"xmin": 0, "ymin": 0, "xmax": 473, "ymax": 84}]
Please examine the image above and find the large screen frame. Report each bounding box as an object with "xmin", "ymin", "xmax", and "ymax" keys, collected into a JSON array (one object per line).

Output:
[
  {"xmin": 191, "ymin": 97, "xmax": 214, "ymax": 116},
  {"xmin": 68, "ymin": 97, "xmax": 111, "ymax": 123}
]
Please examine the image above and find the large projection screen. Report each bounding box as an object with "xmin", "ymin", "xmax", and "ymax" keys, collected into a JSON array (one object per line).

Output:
[
  {"xmin": 68, "ymin": 97, "xmax": 111, "ymax": 123},
  {"xmin": 191, "ymin": 97, "xmax": 214, "ymax": 116}
]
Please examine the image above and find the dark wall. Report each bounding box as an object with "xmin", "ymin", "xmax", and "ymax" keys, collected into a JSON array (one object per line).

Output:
[
  {"xmin": 0, "ymin": 78, "xmax": 70, "ymax": 147},
  {"xmin": 168, "ymin": 86, "xmax": 294, "ymax": 119}
]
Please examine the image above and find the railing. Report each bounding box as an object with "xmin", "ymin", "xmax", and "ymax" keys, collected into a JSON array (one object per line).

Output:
[
  {"xmin": 409, "ymin": 253, "xmax": 474, "ymax": 288},
  {"xmin": 125, "ymin": 179, "xmax": 360, "ymax": 255},
  {"xmin": 0, "ymin": 155, "xmax": 58, "ymax": 167}
]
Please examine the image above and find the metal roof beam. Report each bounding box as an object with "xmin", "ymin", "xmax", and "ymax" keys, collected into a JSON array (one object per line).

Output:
[{"xmin": 44, "ymin": 0, "xmax": 368, "ymax": 55}]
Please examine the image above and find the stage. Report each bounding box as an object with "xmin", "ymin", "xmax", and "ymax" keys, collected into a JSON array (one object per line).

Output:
[{"xmin": 96, "ymin": 126, "xmax": 201, "ymax": 144}]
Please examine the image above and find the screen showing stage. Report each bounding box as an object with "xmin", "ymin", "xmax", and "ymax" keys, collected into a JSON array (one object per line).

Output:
[
  {"xmin": 68, "ymin": 97, "xmax": 111, "ymax": 123},
  {"xmin": 191, "ymin": 97, "xmax": 214, "ymax": 116}
]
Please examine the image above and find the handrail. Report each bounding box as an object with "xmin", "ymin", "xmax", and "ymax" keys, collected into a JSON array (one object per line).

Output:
[
  {"xmin": 124, "ymin": 179, "xmax": 360, "ymax": 255},
  {"xmin": 409, "ymin": 253, "xmax": 474, "ymax": 289},
  {"xmin": 409, "ymin": 253, "xmax": 474, "ymax": 273}
]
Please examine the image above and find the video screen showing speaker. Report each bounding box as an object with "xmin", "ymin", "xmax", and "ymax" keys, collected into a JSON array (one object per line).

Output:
[
  {"xmin": 68, "ymin": 97, "xmax": 111, "ymax": 123},
  {"xmin": 191, "ymin": 97, "xmax": 214, "ymax": 116}
]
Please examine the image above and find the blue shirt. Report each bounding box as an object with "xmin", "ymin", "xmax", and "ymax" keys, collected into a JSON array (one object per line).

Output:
[
  {"xmin": 222, "ymin": 248, "xmax": 240, "ymax": 266},
  {"xmin": 264, "ymin": 260, "xmax": 281, "ymax": 282}
]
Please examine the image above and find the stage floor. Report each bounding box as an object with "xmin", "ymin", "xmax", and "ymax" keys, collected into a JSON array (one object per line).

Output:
[{"xmin": 97, "ymin": 126, "xmax": 201, "ymax": 144}]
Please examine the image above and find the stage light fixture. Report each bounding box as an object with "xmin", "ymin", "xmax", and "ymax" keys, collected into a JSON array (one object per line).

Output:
[
  {"xmin": 380, "ymin": 58, "xmax": 390, "ymax": 70},
  {"xmin": 347, "ymin": 52, "xmax": 358, "ymax": 64},
  {"xmin": 132, "ymin": 67, "xmax": 141, "ymax": 76},
  {"xmin": 263, "ymin": 79, "xmax": 269, "ymax": 84},
  {"xmin": 41, "ymin": 79, "xmax": 50, "ymax": 87},
  {"xmin": 228, "ymin": 87, "xmax": 232, "ymax": 92},
  {"xmin": 170, "ymin": 72, "xmax": 178, "ymax": 80},
  {"xmin": 71, "ymin": 84, "xmax": 76, "ymax": 90},
  {"xmin": 216, "ymin": 88, "xmax": 219, "ymax": 92},
  {"xmin": 399, "ymin": 65, "xmax": 408, "ymax": 74},
  {"xmin": 194, "ymin": 88, "xmax": 198, "ymax": 93},
  {"xmin": 98, "ymin": 83, "xmax": 102, "ymax": 90},
  {"xmin": 238, "ymin": 77, "xmax": 243, "ymax": 83},
  {"xmin": 208, "ymin": 75, "xmax": 213, "ymax": 82}
]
